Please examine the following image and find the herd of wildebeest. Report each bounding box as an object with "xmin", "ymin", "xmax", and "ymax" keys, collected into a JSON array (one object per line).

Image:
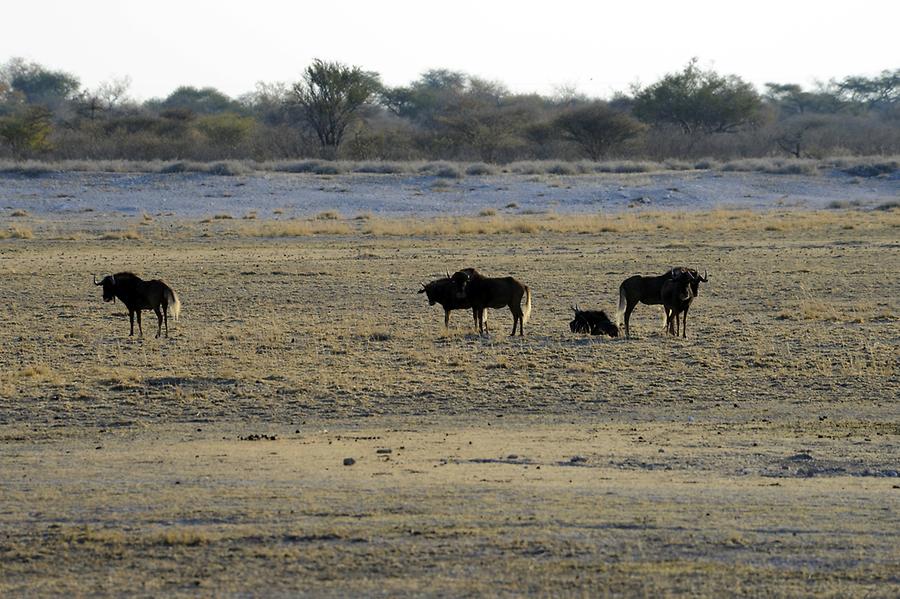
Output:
[{"xmin": 93, "ymin": 266, "xmax": 708, "ymax": 340}]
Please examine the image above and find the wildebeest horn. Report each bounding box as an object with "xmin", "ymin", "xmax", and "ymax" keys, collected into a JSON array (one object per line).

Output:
[
  {"xmin": 572, "ymin": 304, "xmax": 578, "ymax": 313},
  {"xmin": 702, "ymin": 269, "xmax": 708, "ymax": 281},
  {"xmin": 93, "ymin": 274, "xmax": 103, "ymax": 286},
  {"xmin": 446, "ymin": 270, "xmax": 451, "ymax": 279}
]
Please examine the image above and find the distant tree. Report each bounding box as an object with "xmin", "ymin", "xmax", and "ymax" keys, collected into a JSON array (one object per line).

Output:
[
  {"xmin": 196, "ymin": 113, "xmax": 256, "ymax": 153},
  {"xmin": 633, "ymin": 59, "xmax": 762, "ymax": 136},
  {"xmin": 381, "ymin": 69, "xmax": 467, "ymax": 128},
  {"xmin": 0, "ymin": 106, "xmax": 54, "ymax": 158},
  {"xmin": 764, "ymin": 82, "xmax": 844, "ymax": 115},
  {"xmin": 160, "ymin": 86, "xmax": 240, "ymax": 115},
  {"xmin": 837, "ymin": 69, "xmax": 899, "ymax": 110},
  {"xmin": 1, "ymin": 58, "xmax": 80, "ymax": 110},
  {"xmin": 772, "ymin": 115, "xmax": 827, "ymax": 157},
  {"xmin": 290, "ymin": 59, "xmax": 381, "ymax": 152},
  {"xmin": 240, "ymin": 81, "xmax": 291, "ymax": 125},
  {"xmin": 553, "ymin": 102, "xmax": 645, "ymax": 159}
]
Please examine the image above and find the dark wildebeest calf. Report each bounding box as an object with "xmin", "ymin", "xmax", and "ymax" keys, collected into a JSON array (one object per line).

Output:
[
  {"xmin": 616, "ymin": 267, "xmax": 704, "ymax": 338},
  {"xmin": 418, "ymin": 270, "xmax": 482, "ymax": 329},
  {"xmin": 451, "ymin": 269, "xmax": 531, "ymax": 336},
  {"xmin": 94, "ymin": 272, "xmax": 181, "ymax": 337},
  {"xmin": 661, "ymin": 269, "xmax": 707, "ymax": 338},
  {"xmin": 569, "ymin": 305, "xmax": 619, "ymax": 337}
]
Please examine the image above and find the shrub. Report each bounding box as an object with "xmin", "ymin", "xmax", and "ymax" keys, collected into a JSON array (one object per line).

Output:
[{"xmin": 465, "ymin": 162, "xmax": 496, "ymax": 176}]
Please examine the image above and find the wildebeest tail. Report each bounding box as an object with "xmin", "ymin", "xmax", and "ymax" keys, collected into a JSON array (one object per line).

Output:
[
  {"xmin": 165, "ymin": 286, "xmax": 181, "ymax": 320},
  {"xmin": 616, "ymin": 284, "xmax": 626, "ymax": 327},
  {"xmin": 522, "ymin": 286, "xmax": 532, "ymax": 324}
]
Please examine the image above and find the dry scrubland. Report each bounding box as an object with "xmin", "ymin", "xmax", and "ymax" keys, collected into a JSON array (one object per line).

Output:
[{"xmin": 1, "ymin": 208, "xmax": 899, "ymax": 596}]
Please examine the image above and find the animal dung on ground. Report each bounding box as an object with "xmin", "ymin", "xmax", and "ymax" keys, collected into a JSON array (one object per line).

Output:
[{"xmin": 343, "ymin": 457, "xmax": 356, "ymax": 466}]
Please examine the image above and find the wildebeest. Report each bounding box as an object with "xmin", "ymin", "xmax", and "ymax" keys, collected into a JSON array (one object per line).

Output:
[
  {"xmin": 569, "ymin": 305, "xmax": 619, "ymax": 337},
  {"xmin": 661, "ymin": 269, "xmax": 707, "ymax": 338},
  {"xmin": 94, "ymin": 272, "xmax": 181, "ymax": 337},
  {"xmin": 418, "ymin": 270, "xmax": 482, "ymax": 329},
  {"xmin": 451, "ymin": 269, "xmax": 531, "ymax": 336},
  {"xmin": 616, "ymin": 267, "xmax": 704, "ymax": 338}
]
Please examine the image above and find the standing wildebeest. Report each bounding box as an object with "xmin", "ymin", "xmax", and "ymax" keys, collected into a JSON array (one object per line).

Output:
[
  {"xmin": 451, "ymin": 269, "xmax": 531, "ymax": 336},
  {"xmin": 94, "ymin": 272, "xmax": 181, "ymax": 338},
  {"xmin": 570, "ymin": 305, "xmax": 619, "ymax": 337},
  {"xmin": 661, "ymin": 269, "xmax": 707, "ymax": 338},
  {"xmin": 418, "ymin": 270, "xmax": 482, "ymax": 329},
  {"xmin": 616, "ymin": 267, "xmax": 705, "ymax": 338}
]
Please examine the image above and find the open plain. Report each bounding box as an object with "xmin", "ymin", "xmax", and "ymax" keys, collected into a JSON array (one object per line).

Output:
[{"xmin": 1, "ymin": 170, "xmax": 899, "ymax": 596}]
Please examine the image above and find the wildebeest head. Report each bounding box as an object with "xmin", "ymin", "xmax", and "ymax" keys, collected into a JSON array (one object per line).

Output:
[
  {"xmin": 418, "ymin": 271, "xmax": 455, "ymax": 305},
  {"xmin": 451, "ymin": 269, "xmax": 472, "ymax": 299},
  {"xmin": 570, "ymin": 305, "xmax": 619, "ymax": 337},
  {"xmin": 94, "ymin": 274, "xmax": 117, "ymax": 302},
  {"xmin": 681, "ymin": 268, "xmax": 708, "ymax": 298}
]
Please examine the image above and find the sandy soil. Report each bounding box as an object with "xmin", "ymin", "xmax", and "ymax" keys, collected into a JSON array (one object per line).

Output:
[
  {"xmin": 0, "ymin": 176, "xmax": 898, "ymax": 595},
  {"xmin": 2, "ymin": 419, "xmax": 898, "ymax": 597},
  {"xmin": 1, "ymin": 169, "xmax": 897, "ymax": 219}
]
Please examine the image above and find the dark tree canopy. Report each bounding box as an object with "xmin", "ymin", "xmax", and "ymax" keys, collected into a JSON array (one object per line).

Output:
[
  {"xmin": 1, "ymin": 58, "xmax": 80, "ymax": 109},
  {"xmin": 290, "ymin": 59, "xmax": 381, "ymax": 149},
  {"xmin": 633, "ymin": 59, "xmax": 762, "ymax": 135},
  {"xmin": 160, "ymin": 86, "xmax": 241, "ymax": 116},
  {"xmin": 553, "ymin": 102, "xmax": 645, "ymax": 159}
]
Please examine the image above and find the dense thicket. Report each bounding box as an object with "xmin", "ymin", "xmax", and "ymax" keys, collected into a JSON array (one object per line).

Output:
[{"xmin": 0, "ymin": 57, "xmax": 897, "ymax": 162}]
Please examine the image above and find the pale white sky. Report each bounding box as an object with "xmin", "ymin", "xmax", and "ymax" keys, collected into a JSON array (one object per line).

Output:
[{"xmin": 2, "ymin": 0, "xmax": 897, "ymax": 100}]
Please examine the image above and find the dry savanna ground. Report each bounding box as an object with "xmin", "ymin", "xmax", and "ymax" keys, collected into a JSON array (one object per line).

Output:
[{"xmin": 1, "ymin": 208, "xmax": 899, "ymax": 596}]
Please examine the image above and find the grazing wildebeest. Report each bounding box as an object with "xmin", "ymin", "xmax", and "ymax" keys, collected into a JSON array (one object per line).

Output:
[
  {"xmin": 616, "ymin": 267, "xmax": 704, "ymax": 338},
  {"xmin": 569, "ymin": 305, "xmax": 619, "ymax": 337},
  {"xmin": 418, "ymin": 270, "xmax": 482, "ymax": 329},
  {"xmin": 451, "ymin": 269, "xmax": 531, "ymax": 336},
  {"xmin": 661, "ymin": 269, "xmax": 707, "ymax": 338},
  {"xmin": 94, "ymin": 272, "xmax": 181, "ymax": 337}
]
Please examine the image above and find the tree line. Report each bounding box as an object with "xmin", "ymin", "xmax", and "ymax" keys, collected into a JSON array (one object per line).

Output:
[{"xmin": 1, "ymin": 57, "xmax": 897, "ymax": 162}]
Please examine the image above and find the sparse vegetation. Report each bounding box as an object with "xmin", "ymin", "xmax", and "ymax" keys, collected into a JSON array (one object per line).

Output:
[
  {"xmin": 2, "ymin": 57, "xmax": 895, "ymax": 163},
  {"xmin": 0, "ymin": 200, "xmax": 897, "ymax": 597}
]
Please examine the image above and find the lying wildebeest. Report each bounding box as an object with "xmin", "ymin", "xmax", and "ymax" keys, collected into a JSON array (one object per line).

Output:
[
  {"xmin": 661, "ymin": 269, "xmax": 707, "ymax": 338},
  {"xmin": 569, "ymin": 305, "xmax": 619, "ymax": 337},
  {"xmin": 616, "ymin": 267, "xmax": 705, "ymax": 338},
  {"xmin": 451, "ymin": 269, "xmax": 531, "ymax": 336},
  {"xmin": 418, "ymin": 269, "xmax": 482, "ymax": 329},
  {"xmin": 94, "ymin": 272, "xmax": 181, "ymax": 337}
]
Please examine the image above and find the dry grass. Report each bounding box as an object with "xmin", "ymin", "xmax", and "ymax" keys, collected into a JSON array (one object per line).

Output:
[
  {"xmin": 100, "ymin": 229, "xmax": 141, "ymax": 240},
  {"xmin": 0, "ymin": 225, "xmax": 34, "ymax": 239},
  {"xmin": 361, "ymin": 209, "xmax": 900, "ymax": 237},
  {"xmin": 0, "ymin": 208, "xmax": 897, "ymax": 597}
]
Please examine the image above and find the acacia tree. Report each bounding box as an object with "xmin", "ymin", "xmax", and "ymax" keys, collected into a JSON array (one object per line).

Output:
[
  {"xmin": 553, "ymin": 102, "xmax": 644, "ymax": 159},
  {"xmin": 633, "ymin": 59, "xmax": 761, "ymax": 137},
  {"xmin": 290, "ymin": 59, "xmax": 381, "ymax": 152}
]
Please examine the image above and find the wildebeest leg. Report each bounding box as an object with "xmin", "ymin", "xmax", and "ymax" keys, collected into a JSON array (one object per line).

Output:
[
  {"xmin": 154, "ymin": 307, "xmax": 163, "ymax": 338},
  {"xmin": 471, "ymin": 308, "xmax": 479, "ymax": 329},
  {"xmin": 444, "ymin": 309, "xmax": 450, "ymax": 329},
  {"xmin": 509, "ymin": 307, "xmax": 519, "ymax": 337},
  {"xmin": 136, "ymin": 310, "xmax": 143, "ymax": 337},
  {"xmin": 163, "ymin": 306, "xmax": 169, "ymax": 337},
  {"xmin": 623, "ymin": 301, "xmax": 637, "ymax": 338},
  {"xmin": 129, "ymin": 311, "xmax": 135, "ymax": 336},
  {"xmin": 681, "ymin": 305, "xmax": 689, "ymax": 339}
]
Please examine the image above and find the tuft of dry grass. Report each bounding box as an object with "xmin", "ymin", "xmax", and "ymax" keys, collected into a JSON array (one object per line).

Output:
[
  {"xmin": 0, "ymin": 225, "xmax": 34, "ymax": 239},
  {"xmin": 100, "ymin": 229, "xmax": 141, "ymax": 240}
]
